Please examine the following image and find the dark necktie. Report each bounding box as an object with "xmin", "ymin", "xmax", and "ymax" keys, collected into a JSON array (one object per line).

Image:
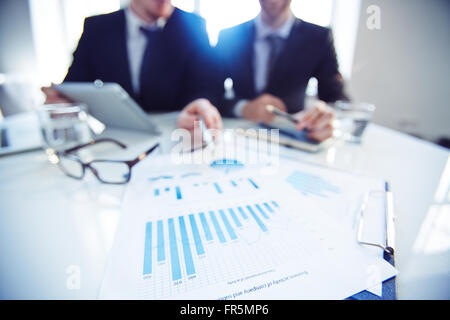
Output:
[
  {"xmin": 138, "ymin": 26, "xmax": 161, "ymax": 106},
  {"xmin": 265, "ymin": 34, "xmax": 284, "ymax": 82}
]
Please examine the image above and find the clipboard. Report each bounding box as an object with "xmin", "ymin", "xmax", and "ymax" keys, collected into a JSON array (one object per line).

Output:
[{"xmin": 348, "ymin": 182, "xmax": 397, "ymax": 300}]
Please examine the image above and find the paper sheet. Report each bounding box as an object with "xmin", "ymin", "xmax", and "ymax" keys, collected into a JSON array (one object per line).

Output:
[
  {"xmin": 99, "ymin": 154, "xmax": 397, "ymax": 299},
  {"xmin": 270, "ymin": 159, "xmax": 388, "ymax": 296}
]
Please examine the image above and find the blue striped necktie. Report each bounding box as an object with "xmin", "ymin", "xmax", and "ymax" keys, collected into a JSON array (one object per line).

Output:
[{"xmin": 138, "ymin": 26, "xmax": 162, "ymax": 104}]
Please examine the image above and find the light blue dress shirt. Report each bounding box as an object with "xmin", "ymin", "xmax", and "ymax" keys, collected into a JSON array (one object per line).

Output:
[
  {"xmin": 125, "ymin": 8, "xmax": 167, "ymax": 95},
  {"xmin": 233, "ymin": 13, "xmax": 296, "ymax": 116}
]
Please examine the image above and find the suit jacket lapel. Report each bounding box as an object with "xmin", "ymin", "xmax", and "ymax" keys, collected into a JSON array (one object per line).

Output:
[
  {"xmin": 109, "ymin": 9, "xmax": 134, "ymax": 97},
  {"xmin": 241, "ymin": 21, "xmax": 257, "ymax": 96},
  {"xmin": 266, "ymin": 19, "xmax": 306, "ymax": 91}
]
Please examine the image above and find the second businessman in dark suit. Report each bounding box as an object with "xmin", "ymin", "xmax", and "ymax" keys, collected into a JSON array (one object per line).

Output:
[{"xmin": 216, "ymin": 0, "xmax": 348, "ymax": 141}]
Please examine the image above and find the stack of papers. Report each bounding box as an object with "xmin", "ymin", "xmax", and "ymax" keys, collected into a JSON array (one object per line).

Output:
[{"xmin": 99, "ymin": 152, "xmax": 397, "ymax": 299}]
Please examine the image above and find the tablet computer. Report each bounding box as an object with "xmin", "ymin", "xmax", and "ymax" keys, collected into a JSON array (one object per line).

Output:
[
  {"xmin": 56, "ymin": 81, "xmax": 159, "ymax": 134},
  {"xmin": 236, "ymin": 116, "xmax": 335, "ymax": 153}
]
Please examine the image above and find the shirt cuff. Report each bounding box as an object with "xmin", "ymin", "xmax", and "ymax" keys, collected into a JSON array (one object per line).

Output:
[{"xmin": 233, "ymin": 99, "xmax": 248, "ymax": 117}]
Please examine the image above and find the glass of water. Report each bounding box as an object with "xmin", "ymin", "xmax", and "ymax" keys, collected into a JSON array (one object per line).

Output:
[
  {"xmin": 334, "ymin": 101, "xmax": 376, "ymax": 143},
  {"xmin": 36, "ymin": 103, "xmax": 92, "ymax": 160}
]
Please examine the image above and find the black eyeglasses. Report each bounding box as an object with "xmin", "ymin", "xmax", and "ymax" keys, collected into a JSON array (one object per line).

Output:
[{"xmin": 55, "ymin": 138, "xmax": 160, "ymax": 184}]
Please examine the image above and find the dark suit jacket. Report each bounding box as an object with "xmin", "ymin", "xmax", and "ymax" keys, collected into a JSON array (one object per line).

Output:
[
  {"xmin": 216, "ymin": 18, "xmax": 348, "ymax": 116},
  {"xmin": 65, "ymin": 8, "xmax": 218, "ymax": 112}
]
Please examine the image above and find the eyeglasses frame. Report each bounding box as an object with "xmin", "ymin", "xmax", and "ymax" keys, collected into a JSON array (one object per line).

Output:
[{"xmin": 55, "ymin": 138, "xmax": 160, "ymax": 184}]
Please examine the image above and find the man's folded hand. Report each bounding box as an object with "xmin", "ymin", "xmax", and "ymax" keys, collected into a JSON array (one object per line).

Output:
[
  {"xmin": 41, "ymin": 85, "xmax": 71, "ymax": 104},
  {"xmin": 293, "ymin": 100, "xmax": 335, "ymax": 142},
  {"xmin": 177, "ymin": 98, "xmax": 223, "ymax": 131},
  {"xmin": 242, "ymin": 93, "xmax": 287, "ymax": 123}
]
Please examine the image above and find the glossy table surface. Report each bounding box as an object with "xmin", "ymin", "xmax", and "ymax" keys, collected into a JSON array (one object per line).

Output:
[{"xmin": 0, "ymin": 112, "xmax": 448, "ymax": 299}]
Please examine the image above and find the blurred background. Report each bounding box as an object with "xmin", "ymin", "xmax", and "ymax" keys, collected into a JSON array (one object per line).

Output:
[{"xmin": 0, "ymin": 0, "xmax": 449, "ymax": 147}]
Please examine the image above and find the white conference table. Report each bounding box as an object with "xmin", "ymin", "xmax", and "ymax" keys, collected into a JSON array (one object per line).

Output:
[{"xmin": 0, "ymin": 112, "xmax": 448, "ymax": 299}]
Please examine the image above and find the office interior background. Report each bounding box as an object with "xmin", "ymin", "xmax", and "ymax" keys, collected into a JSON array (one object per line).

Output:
[{"xmin": 0, "ymin": 0, "xmax": 449, "ymax": 147}]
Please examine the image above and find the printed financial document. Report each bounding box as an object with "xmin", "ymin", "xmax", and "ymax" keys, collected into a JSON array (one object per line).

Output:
[{"xmin": 99, "ymin": 154, "xmax": 397, "ymax": 299}]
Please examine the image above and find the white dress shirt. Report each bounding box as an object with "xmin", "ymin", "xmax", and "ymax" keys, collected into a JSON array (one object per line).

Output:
[
  {"xmin": 124, "ymin": 8, "xmax": 166, "ymax": 95},
  {"xmin": 233, "ymin": 12, "xmax": 296, "ymax": 116}
]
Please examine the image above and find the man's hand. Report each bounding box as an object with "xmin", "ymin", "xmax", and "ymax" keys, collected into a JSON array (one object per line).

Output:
[
  {"xmin": 293, "ymin": 100, "xmax": 335, "ymax": 142},
  {"xmin": 242, "ymin": 94, "xmax": 287, "ymax": 123},
  {"xmin": 177, "ymin": 98, "xmax": 223, "ymax": 131},
  {"xmin": 41, "ymin": 85, "xmax": 71, "ymax": 104}
]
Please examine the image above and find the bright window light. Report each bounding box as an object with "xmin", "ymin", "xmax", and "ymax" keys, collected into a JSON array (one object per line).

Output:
[
  {"xmin": 291, "ymin": 0, "xmax": 334, "ymax": 27},
  {"xmin": 171, "ymin": 0, "xmax": 196, "ymax": 13},
  {"xmin": 29, "ymin": 0, "xmax": 359, "ymax": 85},
  {"xmin": 29, "ymin": 0, "xmax": 120, "ymax": 85},
  {"xmin": 62, "ymin": 0, "xmax": 121, "ymax": 53},
  {"xmin": 331, "ymin": 0, "xmax": 361, "ymax": 79},
  {"xmin": 196, "ymin": 0, "xmax": 335, "ymax": 46},
  {"xmin": 200, "ymin": 0, "xmax": 260, "ymax": 46},
  {"xmin": 192, "ymin": 0, "xmax": 359, "ymax": 80}
]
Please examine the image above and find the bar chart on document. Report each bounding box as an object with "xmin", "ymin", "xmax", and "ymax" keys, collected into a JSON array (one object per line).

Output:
[
  {"xmin": 135, "ymin": 171, "xmax": 328, "ymax": 299},
  {"xmin": 100, "ymin": 155, "xmax": 398, "ymax": 299}
]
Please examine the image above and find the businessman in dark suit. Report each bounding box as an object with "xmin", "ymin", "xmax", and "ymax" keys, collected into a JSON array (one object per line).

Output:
[
  {"xmin": 43, "ymin": 0, "xmax": 222, "ymax": 131},
  {"xmin": 216, "ymin": 0, "xmax": 347, "ymax": 141}
]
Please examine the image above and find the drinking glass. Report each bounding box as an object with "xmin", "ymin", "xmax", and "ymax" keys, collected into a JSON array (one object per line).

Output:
[
  {"xmin": 334, "ymin": 101, "xmax": 376, "ymax": 143},
  {"xmin": 36, "ymin": 103, "xmax": 92, "ymax": 159}
]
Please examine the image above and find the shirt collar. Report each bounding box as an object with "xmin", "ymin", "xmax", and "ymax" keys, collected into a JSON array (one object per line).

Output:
[
  {"xmin": 254, "ymin": 12, "xmax": 295, "ymax": 40},
  {"xmin": 125, "ymin": 7, "xmax": 167, "ymax": 39}
]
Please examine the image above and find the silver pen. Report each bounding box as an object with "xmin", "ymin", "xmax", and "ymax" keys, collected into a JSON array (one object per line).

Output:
[
  {"xmin": 265, "ymin": 104, "xmax": 299, "ymax": 124},
  {"xmin": 385, "ymin": 182, "xmax": 395, "ymax": 255},
  {"xmin": 199, "ymin": 117, "xmax": 215, "ymax": 149}
]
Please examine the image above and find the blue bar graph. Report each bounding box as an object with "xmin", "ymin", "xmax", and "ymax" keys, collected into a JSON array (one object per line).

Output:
[
  {"xmin": 263, "ymin": 202, "xmax": 274, "ymax": 213},
  {"xmin": 189, "ymin": 214, "xmax": 205, "ymax": 255},
  {"xmin": 255, "ymin": 204, "xmax": 269, "ymax": 219},
  {"xmin": 286, "ymin": 170, "xmax": 340, "ymax": 197},
  {"xmin": 143, "ymin": 222, "xmax": 152, "ymax": 275},
  {"xmin": 246, "ymin": 205, "xmax": 268, "ymax": 232},
  {"xmin": 228, "ymin": 208, "xmax": 242, "ymax": 227},
  {"xmin": 237, "ymin": 206, "xmax": 248, "ymax": 220},
  {"xmin": 178, "ymin": 216, "xmax": 195, "ymax": 276},
  {"xmin": 154, "ymin": 188, "xmax": 160, "ymax": 196},
  {"xmin": 248, "ymin": 178, "xmax": 259, "ymax": 189},
  {"xmin": 175, "ymin": 186, "xmax": 182, "ymax": 200},
  {"xmin": 219, "ymin": 209, "xmax": 237, "ymax": 240},
  {"xmin": 199, "ymin": 212, "xmax": 213, "ymax": 241},
  {"xmin": 213, "ymin": 182, "xmax": 222, "ymax": 194},
  {"xmin": 143, "ymin": 199, "xmax": 283, "ymax": 280},
  {"xmin": 168, "ymin": 218, "xmax": 182, "ymax": 281},
  {"xmin": 157, "ymin": 220, "xmax": 165, "ymax": 262},
  {"xmin": 209, "ymin": 211, "xmax": 226, "ymax": 243}
]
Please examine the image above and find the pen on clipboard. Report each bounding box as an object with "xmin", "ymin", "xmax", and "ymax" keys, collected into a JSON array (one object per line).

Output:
[
  {"xmin": 385, "ymin": 182, "xmax": 395, "ymax": 255},
  {"xmin": 357, "ymin": 185, "xmax": 396, "ymax": 256},
  {"xmin": 265, "ymin": 105, "xmax": 299, "ymax": 124}
]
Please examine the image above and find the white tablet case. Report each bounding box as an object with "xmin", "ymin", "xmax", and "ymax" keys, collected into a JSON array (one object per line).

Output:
[{"xmin": 56, "ymin": 82, "xmax": 159, "ymax": 134}]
